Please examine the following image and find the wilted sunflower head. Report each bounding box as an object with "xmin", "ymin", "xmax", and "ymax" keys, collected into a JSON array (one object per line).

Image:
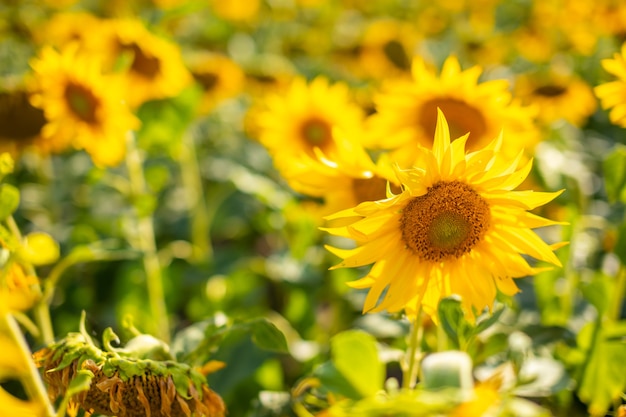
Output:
[{"xmin": 34, "ymin": 332, "xmax": 226, "ymax": 417}]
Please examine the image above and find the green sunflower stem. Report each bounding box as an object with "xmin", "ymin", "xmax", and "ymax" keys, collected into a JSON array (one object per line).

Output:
[
  {"xmin": 403, "ymin": 309, "xmax": 425, "ymax": 390},
  {"xmin": 179, "ymin": 131, "xmax": 212, "ymax": 263},
  {"xmin": 1, "ymin": 313, "xmax": 56, "ymax": 417},
  {"xmin": 609, "ymin": 264, "xmax": 626, "ymax": 321},
  {"xmin": 125, "ymin": 132, "xmax": 170, "ymax": 344}
]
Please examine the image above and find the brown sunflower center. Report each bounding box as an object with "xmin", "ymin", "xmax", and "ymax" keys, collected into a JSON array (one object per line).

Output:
[
  {"xmin": 352, "ymin": 177, "xmax": 402, "ymax": 203},
  {"xmin": 400, "ymin": 180, "xmax": 491, "ymax": 261},
  {"xmin": 64, "ymin": 82, "xmax": 99, "ymax": 124},
  {"xmin": 125, "ymin": 43, "xmax": 160, "ymax": 79},
  {"xmin": 194, "ymin": 72, "xmax": 219, "ymax": 91},
  {"xmin": 533, "ymin": 85, "xmax": 567, "ymax": 97},
  {"xmin": 383, "ymin": 40, "xmax": 410, "ymax": 70},
  {"xmin": 0, "ymin": 91, "xmax": 46, "ymax": 139},
  {"xmin": 418, "ymin": 98, "xmax": 488, "ymax": 150},
  {"xmin": 301, "ymin": 118, "xmax": 332, "ymax": 147}
]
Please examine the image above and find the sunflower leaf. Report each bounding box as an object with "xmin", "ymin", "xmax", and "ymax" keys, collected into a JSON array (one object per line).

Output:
[
  {"xmin": 0, "ymin": 183, "xmax": 19, "ymax": 221},
  {"xmin": 576, "ymin": 320, "xmax": 626, "ymax": 416},
  {"xmin": 329, "ymin": 330, "xmax": 384, "ymax": 399},
  {"xmin": 603, "ymin": 145, "xmax": 626, "ymax": 204}
]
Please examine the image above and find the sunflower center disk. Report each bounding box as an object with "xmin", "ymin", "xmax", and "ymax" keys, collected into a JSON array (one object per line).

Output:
[
  {"xmin": 65, "ymin": 82, "xmax": 99, "ymax": 124},
  {"xmin": 400, "ymin": 180, "xmax": 491, "ymax": 262},
  {"xmin": 301, "ymin": 118, "xmax": 331, "ymax": 147}
]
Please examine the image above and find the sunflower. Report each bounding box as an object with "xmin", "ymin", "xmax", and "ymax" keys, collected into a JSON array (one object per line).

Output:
[
  {"xmin": 274, "ymin": 126, "xmax": 401, "ymax": 216},
  {"xmin": 366, "ymin": 55, "xmax": 539, "ymax": 168},
  {"xmin": 595, "ymin": 42, "xmax": 626, "ymax": 128},
  {"xmin": 209, "ymin": 0, "xmax": 261, "ymax": 22},
  {"xmin": 0, "ymin": 89, "xmax": 47, "ymax": 158},
  {"xmin": 356, "ymin": 18, "xmax": 419, "ymax": 80},
  {"xmin": 29, "ymin": 44, "xmax": 140, "ymax": 166},
  {"xmin": 187, "ymin": 52, "xmax": 245, "ymax": 114},
  {"xmin": 323, "ymin": 110, "xmax": 565, "ymax": 320},
  {"xmin": 32, "ymin": 11, "xmax": 104, "ymax": 50},
  {"xmin": 515, "ymin": 70, "xmax": 597, "ymax": 127},
  {"xmin": 96, "ymin": 19, "xmax": 192, "ymax": 108},
  {"xmin": 34, "ymin": 331, "xmax": 226, "ymax": 417},
  {"xmin": 253, "ymin": 76, "xmax": 365, "ymax": 167}
]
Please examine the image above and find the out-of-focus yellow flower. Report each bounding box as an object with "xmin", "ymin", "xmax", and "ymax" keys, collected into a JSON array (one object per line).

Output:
[
  {"xmin": 273, "ymin": 125, "xmax": 400, "ymax": 216},
  {"xmin": 516, "ymin": 70, "xmax": 597, "ymax": 127},
  {"xmin": 324, "ymin": 110, "xmax": 565, "ymax": 321},
  {"xmin": 450, "ymin": 381, "xmax": 500, "ymax": 417},
  {"xmin": 209, "ymin": 0, "xmax": 261, "ymax": 22},
  {"xmin": 95, "ymin": 19, "xmax": 193, "ymax": 108},
  {"xmin": 356, "ymin": 18, "xmax": 419, "ymax": 80},
  {"xmin": 367, "ymin": 55, "xmax": 539, "ymax": 168},
  {"xmin": 0, "ymin": 262, "xmax": 39, "ymax": 314},
  {"xmin": 595, "ymin": 42, "xmax": 626, "ymax": 128},
  {"xmin": 32, "ymin": 11, "xmax": 104, "ymax": 49},
  {"xmin": 252, "ymin": 76, "xmax": 364, "ymax": 169},
  {"xmin": 187, "ymin": 52, "xmax": 245, "ymax": 114},
  {"xmin": 29, "ymin": 44, "xmax": 140, "ymax": 166}
]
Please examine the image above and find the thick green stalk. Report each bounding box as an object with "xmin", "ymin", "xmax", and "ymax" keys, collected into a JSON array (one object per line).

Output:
[
  {"xmin": 402, "ymin": 309, "xmax": 424, "ymax": 389},
  {"xmin": 125, "ymin": 133, "xmax": 170, "ymax": 343}
]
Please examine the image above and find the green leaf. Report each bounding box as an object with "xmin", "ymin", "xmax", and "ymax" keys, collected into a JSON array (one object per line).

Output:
[
  {"xmin": 614, "ymin": 220, "xmax": 626, "ymax": 266},
  {"xmin": 580, "ymin": 272, "xmax": 614, "ymax": 317},
  {"xmin": 248, "ymin": 318, "xmax": 289, "ymax": 354},
  {"xmin": 66, "ymin": 369, "xmax": 94, "ymax": 396},
  {"xmin": 313, "ymin": 362, "xmax": 363, "ymax": 400},
  {"xmin": 0, "ymin": 183, "xmax": 19, "ymax": 220},
  {"xmin": 438, "ymin": 297, "xmax": 471, "ymax": 349},
  {"xmin": 603, "ymin": 145, "xmax": 626, "ymax": 204},
  {"xmin": 577, "ymin": 320, "xmax": 626, "ymax": 416},
  {"xmin": 330, "ymin": 330, "xmax": 384, "ymax": 399}
]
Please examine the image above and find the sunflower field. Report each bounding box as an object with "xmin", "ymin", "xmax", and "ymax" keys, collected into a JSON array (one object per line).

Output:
[{"xmin": 2, "ymin": 0, "xmax": 626, "ymax": 416}]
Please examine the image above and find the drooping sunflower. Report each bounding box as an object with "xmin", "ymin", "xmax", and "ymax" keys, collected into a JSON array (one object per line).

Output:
[
  {"xmin": 515, "ymin": 70, "xmax": 597, "ymax": 127},
  {"xmin": 29, "ymin": 44, "xmax": 140, "ymax": 166},
  {"xmin": 595, "ymin": 42, "xmax": 626, "ymax": 128},
  {"xmin": 323, "ymin": 110, "xmax": 565, "ymax": 320},
  {"xmin": 253, "ymin": 76, "xmax": 365, "ymax": 167},
  {"xmin": 366, "ymin": 55, "xmax": 539, "ymax": 168},
  {"xmin": 95, "ymin": 19, "xmax": 192, "ymax": 108},
  {"xmin": 186, "ymin": 52, "xmax": 245, "ymax": 114}
]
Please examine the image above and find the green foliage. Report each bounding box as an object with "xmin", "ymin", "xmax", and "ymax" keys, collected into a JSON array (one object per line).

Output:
[
  {"xmin": 603, "ymin": 145, "xmax": 626, "ymax": 204},
  {"xmin": 575, "ymin": 320, "xmax": 626, "ymax": 416}
]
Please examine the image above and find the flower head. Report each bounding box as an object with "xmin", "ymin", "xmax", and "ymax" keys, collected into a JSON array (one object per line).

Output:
[
  {"xmin": 323, "ymin": 110, "xmax": 565, "ymax": 320},
  {"xmin": 366, "ymin": 56, "xmax": 539, "ymax": 168},
  {"xmin": 253, "ymin": 76, "xmax": 365, "ymax": 170},
  {"xmin": 595, "ymin": 42, "xmax": 626, "ymax": 128},
  {"xmin": 29, "ymin": 44, "xmax": 139, "ymax": 166}
]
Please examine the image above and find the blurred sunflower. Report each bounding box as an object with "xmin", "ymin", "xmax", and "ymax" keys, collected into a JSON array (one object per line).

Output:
[
  {"xmin": 29, "ymin": 44, "xmax": 140, "ymax": 166},
  {"xmin": 274, "ymin": 126, "xmax": 400, "ymax": 215},
  {"xmin": 366, "ymin": 55, "xmax": 539, "ymax": 168},
  {"xmin": 0, "ymin": 261, "xmax": 40, "ymax": 313},
  {"xmin": 0, "ymin": 89, "xmax": 47, "ymax": 158},
  {"xmin": 253, "ymin": 76, "xmax": 364, "ymax": 166},
  {"xmin": 187, "ymin": 52, "xmax": 245, "ymax": 114},
  {"xmin": 595, "ymin": 42, "xmax": 626, "ymax": 128},
  {"xmin": 515, "ymin": 70, "xmax": 597, "ymax": 127},
  {"xmin": 324, "ymin": 110, "xmax": 565, "ymax": 320},
  {"xmin": 32, "ymin": 11, "xmax": 103, "ymax": 50},
  {"xmin": 96, "ymin": 19, "xmax": 192, "ymax": 108},
  {"xmin": 356, "ymin": 18, "xmax": 419, "ymax": 80},
  {"xmin": 209, "ymin": 0, "xmax": 261, "ymax": 22}
]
